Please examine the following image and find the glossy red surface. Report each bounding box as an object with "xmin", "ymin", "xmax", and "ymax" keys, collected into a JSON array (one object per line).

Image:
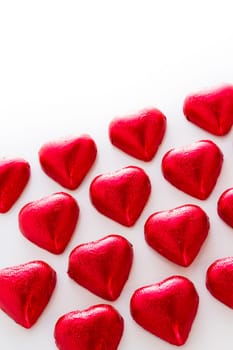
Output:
[
  {"xmin": 183, "ymin": 85, "xmax": 233, "ymax": 136},
  {"xmin": 54, "ymin": 304, "xmax": 124, "ymax": 350},
  {"xmin": 130, "ymin": 276, "xmax": 199, "ymax": 346},
  {"xmin": 206, "ymin": 257, "xmax": 233, "ymax": 309},
  {"xmin": 144, "ymin": 204, "xmax": 209, "ymax": 266},
  {"xmin": 18, "ymin": 192, "xmax": 79, "ymax": 254},
  {"xmin": 0, "ymin": 260, "xmax": 56, "ymax": 328},
  {"xmin": 217, "ymin": 188, "xmax": 233, "ymax": 228},
  {"xmin": 109, "ymin": 108, "xmax": 166, "ymax": 161},
  {"xmin": 68, "ymin": 234, "xmax": 133, "ymax": 301},
  {"xmin": 90, "ymin": 166, "xmax": 151, "ymax": 226},
  {"xmin": 39, "ymin": 135, "xmax": 97, "ymax": 190},
  {"xmin": 162, "ymin": 140, "xmax": 223, "ymax": 200},
  {"xmin": 0, "ymin": 158, "xmax": 30, "ymax": 213}
]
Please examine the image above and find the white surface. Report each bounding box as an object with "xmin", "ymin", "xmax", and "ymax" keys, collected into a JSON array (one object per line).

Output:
[{"xmin": 0, "ymin": 1, "xmax": 233, "ymax": 349}]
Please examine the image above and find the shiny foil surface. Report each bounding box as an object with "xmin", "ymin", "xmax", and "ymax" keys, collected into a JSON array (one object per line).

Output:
[
  {"xmin": 144, "ymin": 204, "xmax": 209, "ymax": 266},
  {"xmin": 162, "ymin": 140, "xmax": 223, "ymax": 200},
  {"xmin": 0, "ymin": 158, "xmax": 30, "ymax": 213},
  {"xmin": 206, "ymin": 257, "xmax": 233, "ymax": 309},
  {"xmin": 39, "ymin": 134, "xmax": 97, "ymax": 190},
  {"xmin": 183, "ymin": 85, "xmax": 233, "ymax": 136},
  {"xmin": 130, "ymin": 276, "xmax": 199, "ymax": 346},
  {"xmin": 18, "ymin": 192, "xmax": 79, "ymax": 254},
  {"xmin": 109, "ymin": 108, "xmax": 166, "ymax": 161},
  {"xmin": 68, "ymin": 234, "xmax": 133, "ymax": 301},
  {"xmin": 217, "ymin": 188, "xmax": 233, "ymax": 228},
  {"xmin": 90, "ymin": 166, "xmax": 151, "ymax": 226},
  {"xmin": 0, "ymin": 260, "xmax": 56, "ymax": 328},
  {"xmin": 54, "ymin": 304, "xmax": 124, "ymax": 350}
]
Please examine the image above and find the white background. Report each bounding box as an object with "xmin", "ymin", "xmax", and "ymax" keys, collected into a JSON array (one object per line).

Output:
[{"xmin": 0, "ymin": 1, "xmax": 233, "ymax": 349}]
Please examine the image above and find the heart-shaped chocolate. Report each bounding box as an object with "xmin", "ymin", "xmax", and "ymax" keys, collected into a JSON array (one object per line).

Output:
[
  {"xmin": 68, "ymin": 234, "xmax": 133, "ymax": 301},
  {"xmin": 109, "ymin": 108, "xmax": 166, "ymax": 161},
  {"xmin": 206, "ymin": 257, "xmax": 233, "ymax": 308},
  {"xmin": 183, "ymin": 85, "xmax": 233, "ymax": 136},
  {"xmin": 144, "ymin": 204, "xmax": 209, "ymax": 266},
  {"xmin": 130, "ymin": 276, "xmax": 199, "ymax": 346},
  {"xmin": 162, "ymin": 140, "xmax": 223, "ymax": 199},
  {"xmin": 18, "ymin": 192, "xmax": 79, "ymax": 254},
  {"xmin": 217, "ymin": 188, "xmax": 233, "ymax": 228},
  {"xmin": 39, "ymin": 135, "xmax": 97, "ymax": 190},
  {"xmin": 0, "ymin": 260, "xmax": 56, "ymax": 328},
  {"xmin": 54, "ymin": 304, "xmax": 124, "ymax": 350},
  {"xmin": 0, "ymin": 158, "xmax": 30, "ymax": 213},
  {"xmin": 90, "ymin": 166, "xmax": 151, "ymax": 226}
]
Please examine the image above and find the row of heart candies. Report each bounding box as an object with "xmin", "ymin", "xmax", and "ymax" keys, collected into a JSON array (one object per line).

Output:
[{"xmin": 0, "ymin": 84, "xmax": 233, "ymax": 349}]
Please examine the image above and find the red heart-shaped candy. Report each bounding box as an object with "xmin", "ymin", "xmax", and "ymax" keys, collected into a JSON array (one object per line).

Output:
[
  {"xmin": 90, "ymin": 166, "xmax": 151, "ymax": 226},
  {"xmin": 19, "ymin": 192, "xmax": 79, "ymax": 254},
  {"xmin": 109, "ymin": 108, "xmax": 166, "ymax": 161},
  {"xmin": 206, "ymin": 257, "xmax": 233, "ymax": 308},
  {"xmin": 68, "ymin": 234, "xmax": 133, "ymax": 301},
  {"xmin": 39, "ymin": 135, "xmax": 97, "ymax": 190},
  {"xmin": 0, "ymin": 260, "xmax": 56, "ymax": 328},
  {"xmin": 183, "ymin": 85, "xmax": 233, "ymax": 135},
  {"xmin": 0, "ymin": 158, "xmax": 30, "ymax": 213},
  {"xmin": 144, "ymin": 204, "xmax": 209, "ymax": 266},
  {"xmin": 217, "ymin": 188, "xmax": 233, "ymax": 228},
  {"xmin": 54, "ymin": 304, "xmax": 124, "ymax": 350},
  {"xmin": 162, "ymin": 140, "xmax": 223, "ymax": 199},
  {"xmin": 130, "ymin": 276, "xmax": 199, "ymax": 346}
]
